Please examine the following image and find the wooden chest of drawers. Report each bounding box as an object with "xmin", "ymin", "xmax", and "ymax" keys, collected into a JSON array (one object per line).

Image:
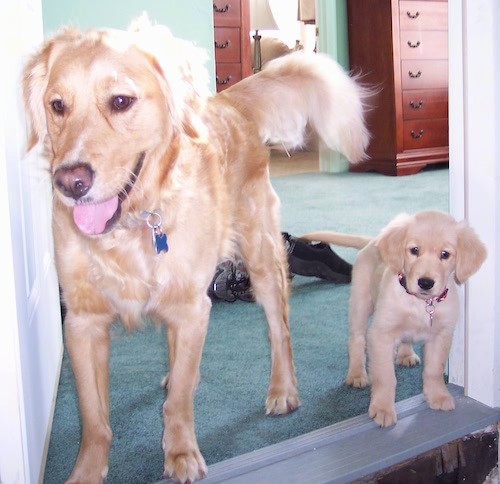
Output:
[
  {"xmin": 213, "ymin": 0, "xmax": 252, "ymax": 92},
  {"xmin": 347, "ymin": 0, "xmax": 449, "ymax": 175}
]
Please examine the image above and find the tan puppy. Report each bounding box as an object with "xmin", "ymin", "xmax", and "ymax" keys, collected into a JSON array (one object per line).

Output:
[
  {"xmin": 22, "ymin": 19, "xmax": 370, "ymax": 483},
  {"xmin": 303, "ymin": 211, "xmax": 486, "ymax": 427}
]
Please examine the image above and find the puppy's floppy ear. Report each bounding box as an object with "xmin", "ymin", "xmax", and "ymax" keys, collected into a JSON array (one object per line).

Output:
[
  {"xmin": 129, "ymin": 18, "xmax": 210, "ymax": 142},
  {"xmin": 455, "ymin": 223, "xmax": 487, "ymax": 283},
  {"xmin": 375, "ymin": 213, "xmax": 413, "ymax": 273},
  {"xmin": 22, "ymin": 27, "xmax": 83, "ymax": 150}
]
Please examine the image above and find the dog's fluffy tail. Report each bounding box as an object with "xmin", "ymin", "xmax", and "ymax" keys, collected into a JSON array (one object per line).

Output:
[
  {"xmin": 300, "ymin": 231, "xmax": 371, "ymax": 249},
  {"xmin": 221, "ymin": 51, "xmax": 372, "ymax": 163}
]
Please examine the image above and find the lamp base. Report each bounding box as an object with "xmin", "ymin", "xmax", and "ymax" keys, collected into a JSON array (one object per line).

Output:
[{"xmin": 253, "ymin": 30, "xmax": 262, "ymax": 74}]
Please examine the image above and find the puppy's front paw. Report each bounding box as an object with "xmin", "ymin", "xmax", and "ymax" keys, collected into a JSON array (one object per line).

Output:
[
  {"xmin": 164, "ymin": 450, "xmax": 207, "ymax": 484},
  {"xmin": 368, "ymin": 401, "xmax": 397, "ymax": 427},
  {"xmin": 426, "ymin": 391, "xmax": 455, "ymax": 411},
  {"xmin": 345, "ymin": 369, "xmax": 369, "ymax": 388}
]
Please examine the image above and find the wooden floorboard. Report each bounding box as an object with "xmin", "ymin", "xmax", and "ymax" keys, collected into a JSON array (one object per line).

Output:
[{"xmin": 269, "ymin": 149, "xmax": 318, "ymax": 177}]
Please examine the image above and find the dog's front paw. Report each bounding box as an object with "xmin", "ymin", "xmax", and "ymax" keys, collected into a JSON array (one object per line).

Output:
[
  {"xmin": 426, "ymin": 390, "xmax": 455, "ymax": 411},
  {"xmin": 266, "ymin": 388, "xmax": 301, "ymax": 415},
  {"xmin": 345, "ymin": 369, "xmax": 369, "ymax": 388},
  {"xmin": 66, "ymin": 432, "xmax": 111, "ymax": 484},
  {"xmin": 369, "ymin": 401, "xmax": 397, "ymax": 427},
  {"xmin": 164, "ymin": 450, "xmax": 208, "ymax": 484},
  {"xmin": 66, "ymin": 466, "xmax": 108, "ymax": 484}
]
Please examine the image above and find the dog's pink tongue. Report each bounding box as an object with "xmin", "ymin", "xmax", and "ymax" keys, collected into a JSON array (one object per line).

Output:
[{"xmin": 73, "ymin": 196, "xmax": 119, "ymax": 235}]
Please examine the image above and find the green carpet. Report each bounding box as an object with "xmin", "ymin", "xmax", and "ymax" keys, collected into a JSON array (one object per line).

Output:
[{"xmin": 44, "ymin": 166, "xmax": 449, "ymax": 483}]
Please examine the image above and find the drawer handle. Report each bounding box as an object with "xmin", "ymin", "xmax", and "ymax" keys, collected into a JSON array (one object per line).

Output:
[
  {"xmin": 215, "ymin": 40, "xmax": 231, "ymax": 49},
  {"xmin": 216, "ymin": 75, "xmax": 232, "ymax": 85},
  {"xmin": 213, "ymin": 3, "xmax": 230, "ymax": 13},
  {"xmin": 407, "ymin": 40, "xmax": 421, "ymax": 48},
  {"xmin": 408, "ymin": 70, "xmax": 422, "ymax": 78},
  {"xmin": 406, "ymin": 11, "xmax": 420, "ymax": 19},
  {"xmin": 409, "ymin": 100, "xmax": 424, "ymax": 109},
  {"xmin": 410, "ymin": 129, "xmax": 424, "ymax": 139}
]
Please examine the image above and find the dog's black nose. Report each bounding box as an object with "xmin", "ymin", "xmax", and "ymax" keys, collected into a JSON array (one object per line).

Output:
[
  {"xmin": 54, "ymin": 162, "xmax": 94, "ymax": 200},
  {"xmin": 418, "ymin": 277, "xmax": 435, "ymax": 291}
]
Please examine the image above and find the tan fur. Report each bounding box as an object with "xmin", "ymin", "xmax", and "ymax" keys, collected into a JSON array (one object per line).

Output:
[
  {"xmin": 306, "ymin": 211, "xmax": 486, "ymax": 427},
  {"xmin": 22, "ymin": 20, "xmax": 370, "ymax": 484}
]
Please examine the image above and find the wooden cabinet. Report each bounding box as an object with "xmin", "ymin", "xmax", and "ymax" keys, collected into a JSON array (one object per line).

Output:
[
  {"xmin": 213, "ymin": 0, "xmax": 252, "ymax": 92},
  {"xmin": 347, "ymin": 0, "xmax": 449, "ymax": 176}
]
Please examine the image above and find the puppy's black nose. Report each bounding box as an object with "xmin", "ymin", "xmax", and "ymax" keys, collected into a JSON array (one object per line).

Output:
[
  {"xmin": 54, "ymin": 162, "xmax": 94, "ymax": 200},
  {"xmin": 418, "ymin": 277, "xmax": 435, "ymax": 291}
]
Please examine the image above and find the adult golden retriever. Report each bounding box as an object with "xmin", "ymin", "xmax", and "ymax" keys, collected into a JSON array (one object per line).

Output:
[
  {"xmin": 22, "ymin": 19, "xmax": 370, "ymax": 483},
  {"xmin": 302, "ymin": 211, "xmax": 486, "ymax": 427}
]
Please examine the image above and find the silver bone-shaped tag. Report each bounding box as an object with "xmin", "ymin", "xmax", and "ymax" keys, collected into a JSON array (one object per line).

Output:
[{"xmin": 141, "ymin": 211, "xmax": 169, "ymax": 254}]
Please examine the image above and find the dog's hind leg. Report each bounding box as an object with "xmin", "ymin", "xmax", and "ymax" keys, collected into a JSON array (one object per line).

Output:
[
  {"xmin": 64, "ymin": 313, "xmax": 114, "ymax": 484},
  {"xmin": 345, "ymin": 297, "xmax": 370, "ymax": 388},
  {"xmin": 345, "ymin": 247, "xmax": 375, "ymax": 388},
  {"xmin": 238, "ymin": 183, "xmax": 300, "ymax": 415}
]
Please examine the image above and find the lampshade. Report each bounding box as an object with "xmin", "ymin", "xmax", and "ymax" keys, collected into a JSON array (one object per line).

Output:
[{"xmin": 250, "ymin": 0, "xmax": 279, "ymax": 31}]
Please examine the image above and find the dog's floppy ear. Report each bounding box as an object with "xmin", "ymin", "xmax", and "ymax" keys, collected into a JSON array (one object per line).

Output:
[
  {"xmin": 129, "ymin": 16, "xmax": 210, "ymax": 142},
  {"xmin": 22, "ymin": 27, "xmax": 82, "ymax": 150},
  {"xmin": 22, "ymin": 40, "xmax": 52, "ymax": 150},
  {"xmin": 455, "ymin": 223, "xmax": 487, "ymax": 283},
  {"xmin": 375, "ymin": 213, "xmax": 413, "ymax": 273}
]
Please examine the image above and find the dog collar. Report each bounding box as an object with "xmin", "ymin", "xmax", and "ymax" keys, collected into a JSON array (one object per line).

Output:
[
  {"xmin": 398, "ymin": 273, "xmax": 448, "ymax": 325},
  {"xmin": 140, "ymin": 210, "xmax": 169, "ymax": 254}
]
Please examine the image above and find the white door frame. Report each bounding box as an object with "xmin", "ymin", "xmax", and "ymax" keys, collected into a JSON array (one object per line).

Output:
[
  {"xmin": 447, "ymin": 0, "xmax": 500, "ymax": 408},
  {"xmin": 0, "ymin": 1, "xmax": 63, "ymax": 482}
]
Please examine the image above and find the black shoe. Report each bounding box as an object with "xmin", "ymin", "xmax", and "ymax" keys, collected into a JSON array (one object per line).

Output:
[
  {"xmin": 282, "ymin": 232, "xmax": 352, "ymax": 283},
  {"xmin": 229, "ymin": 260, "xmax": 255, "ymax": 302},
  {"xmin": 208, "ymin": 260, "xmax": 237, "ymax": 302},
  {"xmin": 208, "ymin": 260, "xmax": 255, "ymax": 302}
]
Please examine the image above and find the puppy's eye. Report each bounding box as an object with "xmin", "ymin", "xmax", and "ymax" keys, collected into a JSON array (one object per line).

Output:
[
  {"xmin": 111, "ymin": 95, "xmax": 135, "ymax": 112},
  {"xmin": 441, "ymin": 250, "xmax": 450, "ymax": 260},
  {"xmin": 410, "ymin": 247, "xmax": 419, "ymax": 256},
  {"xmin": 51, "ymin": 99, "xmax": 65, "ymax": 115}
]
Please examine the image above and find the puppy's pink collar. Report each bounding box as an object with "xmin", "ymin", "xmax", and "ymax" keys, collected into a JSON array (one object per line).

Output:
[{"xmin": 398, "ymin": 273, "xmax": 448, "ymax": 325}]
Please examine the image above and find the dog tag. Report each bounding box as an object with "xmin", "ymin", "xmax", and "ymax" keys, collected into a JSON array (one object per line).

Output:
[
  {"xmin": 153, "ymin": 229, "xmax": 169, "ymax": 254},
  {"xmin": 141, "ymin": 210, "xmax": 169, "ymax": 254},
  {"xmin": 425, "ymin": 300, "xmax": 435, "ymax": 325}
]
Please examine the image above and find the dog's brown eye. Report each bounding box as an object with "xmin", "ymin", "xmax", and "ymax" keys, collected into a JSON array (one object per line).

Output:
[
  {"xmin": 410, "ymin": 247, "xmax": 419, "ymax": 256},
  {"xmin": 441, "ymin": 251, "xmax": 450, "ymax": 260},
  {"xmin": 111, "ymin": 95, "xmax": 135, "ymax": 112},
  {"xmin": 51, "ymin": 99, "xmax": 65, "ymax": 115}
]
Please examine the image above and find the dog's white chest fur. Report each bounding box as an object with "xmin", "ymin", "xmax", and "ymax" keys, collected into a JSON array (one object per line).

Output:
[{"xmin": 372, "ymin": 275, "xmax": 459, "ymax": 344}]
